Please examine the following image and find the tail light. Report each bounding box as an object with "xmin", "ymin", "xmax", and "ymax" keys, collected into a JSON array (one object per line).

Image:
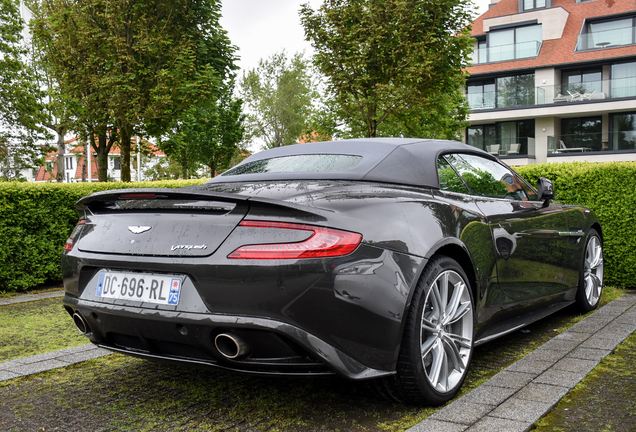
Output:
[
  {"xmin": 228, "ymin": 221, "xmax": 362, "ymax": 259},
  {"xmin": 63, "ymin": 219, "xmax": 86, "ymax": 252}
]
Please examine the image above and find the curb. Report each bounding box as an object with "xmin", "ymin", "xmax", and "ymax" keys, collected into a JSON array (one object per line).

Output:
[
  {"xmin": 0, "ymin": 290, "xmax": 64, "ymax": 306},
  {"xmin": 0, "ymin": 344, "xmax": 112, "ymax": 382},
  {"xmin": 406, "ymin": 293, "xmax": 636, "ymax": 432}
]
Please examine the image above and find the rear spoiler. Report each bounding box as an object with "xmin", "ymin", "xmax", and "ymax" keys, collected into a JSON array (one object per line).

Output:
[{"xmin": 76, "ymin": 187, "xmax": 333, "ymax": 221}]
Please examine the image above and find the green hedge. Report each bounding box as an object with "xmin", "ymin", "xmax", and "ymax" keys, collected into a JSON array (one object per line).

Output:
[
  {"xmin": 0, "ymin": 180, "xmax": 207, "ymax": 292},
  {"xmin": 515, "ymin": 161, "xmax": 636, "ymax": 288},
  {"xmin": 1, "ymin": 161, "xmax": 635, "ymax": 292}
]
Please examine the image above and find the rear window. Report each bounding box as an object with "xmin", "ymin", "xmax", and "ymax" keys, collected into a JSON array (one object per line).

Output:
[{"xmin": 222, "ymin": 154, "xmax": 363, "ymax": 176}]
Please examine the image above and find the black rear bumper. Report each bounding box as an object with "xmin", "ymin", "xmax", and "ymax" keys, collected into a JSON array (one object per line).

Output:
[{"xmin": 64, "ymin": 295, "xmax": 394, "ymax": 380}]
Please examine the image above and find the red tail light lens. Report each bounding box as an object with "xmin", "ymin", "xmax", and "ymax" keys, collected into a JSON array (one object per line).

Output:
[
  {"xmin": 228, "ymin": 221, "xmax": 362, "ymax": 260},
  {"xmin": 64, "ymin": 220, "xmax": 86, "ymax": 252},
  {"xmin": 63, "ymin": 238, "xmax": 74, "ymax": 251}
]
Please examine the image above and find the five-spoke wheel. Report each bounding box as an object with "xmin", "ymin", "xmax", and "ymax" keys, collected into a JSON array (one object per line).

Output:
[{"xmin": 577, "ymin": 229, "xmax": 604, "ymax": 311}]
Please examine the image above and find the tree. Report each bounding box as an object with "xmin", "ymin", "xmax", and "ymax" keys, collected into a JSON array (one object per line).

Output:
[
  {"xmin": 300, "ymin": 0, "xmax": 474, "ymax": 138},
  {"xmin": 240, "ymin": 51, "xmax": 315, "ymax": 149},
  {"xmin": 161, "ymin": 90, "xmax": 245, "ymax": 178},
  {"xmin": 32, "ymin": 0, "xmax": 237, "ymax": 182},
  {"xmin": 0, "ymin": 0, "xmax": 49, "ymax": 177}
]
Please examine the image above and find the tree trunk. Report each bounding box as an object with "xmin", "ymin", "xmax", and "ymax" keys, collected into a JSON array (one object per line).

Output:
[
  {"xmin": 119, "ymin": 123, "xmax": 133, "ymax": 182},
  {"xmin": 180, "ymin": 147, "xmax": 189, "ymax": 179},
  {"xmin": 81, "ymin": 135, "xmax": 88, "ymax": 182},
  {"xmin": 95, "ymin": 130, "xmax": 109, "ymax": 182},
  {"xmin": 55, "ymin": 128, "xmax": 66, "ymax": 182}
]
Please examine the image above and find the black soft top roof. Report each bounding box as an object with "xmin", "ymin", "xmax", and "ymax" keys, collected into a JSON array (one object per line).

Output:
[{"xmin": 207, "ymin": 138, "xmax": 495, "ymax": 188}]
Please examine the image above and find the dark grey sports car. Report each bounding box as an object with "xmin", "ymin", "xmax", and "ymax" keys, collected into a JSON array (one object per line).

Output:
[{"xmin": 62, "ymin": 138, "xmax": 604, "ymax": 405}]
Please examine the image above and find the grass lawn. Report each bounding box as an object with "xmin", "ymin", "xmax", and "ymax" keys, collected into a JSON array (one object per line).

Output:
[{"xmin": 0, "ymin": 297, "xmax": 87, "ymax": 362}]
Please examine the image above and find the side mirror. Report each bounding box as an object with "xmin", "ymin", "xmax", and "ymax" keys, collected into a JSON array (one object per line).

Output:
[{"xmin": 537, "ymin": 177, "xmax": 555, "ymax": 202}]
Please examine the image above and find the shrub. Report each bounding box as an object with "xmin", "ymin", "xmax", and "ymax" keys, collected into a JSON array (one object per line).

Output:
[
  {"xmin": 0, "ymin": 180, "xmax": 206, "ymax": 292},
  {"xmin": 515, "ymin": 161, "xmax": 636, "ymax": 288}
]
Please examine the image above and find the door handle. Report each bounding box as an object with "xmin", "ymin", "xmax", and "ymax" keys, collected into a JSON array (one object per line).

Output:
[{"xmin": 558, "ymin": 230, "xmax": 585, "ymax": 237}]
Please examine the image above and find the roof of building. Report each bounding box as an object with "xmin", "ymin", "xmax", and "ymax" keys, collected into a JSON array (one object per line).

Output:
[
  {"xmin": 34, "ymin": 138, "xmax": 165, "ymax": 181},
  {"xmin": 468, "ymin": 0, "xmax": 636, "ymax": 76}
]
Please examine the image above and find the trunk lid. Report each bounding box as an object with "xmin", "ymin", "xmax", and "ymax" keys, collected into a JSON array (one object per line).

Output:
[{"xmin": 76, "ymin": 189, "xmax": 249, "ymax": 257}]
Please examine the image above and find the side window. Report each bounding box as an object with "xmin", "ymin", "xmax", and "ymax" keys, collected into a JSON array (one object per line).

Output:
[
  {"xmin": 437, "ymin": 156, "xmax": 469, "ymax": 194},
  {"xmin": 516, "ymin": 176, "xmax": 539, "ymax": 201},
  {"xmin": 445, "ymin": 153, "xmax": 529, "ymax": 200}
]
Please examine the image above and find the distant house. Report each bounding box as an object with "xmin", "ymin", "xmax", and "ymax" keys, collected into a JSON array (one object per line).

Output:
[{"xmin": 34, "ymin": 137, "xmax": 166, "ymax": 182}]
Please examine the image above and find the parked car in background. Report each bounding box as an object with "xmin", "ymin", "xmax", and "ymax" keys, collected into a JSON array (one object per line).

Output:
[{"xmin": 62, "ymin": 138, "xmax": 603, "ymax": 405}]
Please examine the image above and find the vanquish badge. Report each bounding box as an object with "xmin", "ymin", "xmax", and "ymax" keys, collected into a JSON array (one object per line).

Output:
[
  {"xmin": 171, "ymin": 245, "xmax": 208, "ymax": 251},
  {"xmin": 128, "ymin": 226, "xmax": 152, "ymax": 234}
]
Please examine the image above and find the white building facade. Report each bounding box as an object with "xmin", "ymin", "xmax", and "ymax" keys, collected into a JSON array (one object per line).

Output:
[{"xmin": 467, "ymin": 0, "xmax": 636, "ymax": 165}]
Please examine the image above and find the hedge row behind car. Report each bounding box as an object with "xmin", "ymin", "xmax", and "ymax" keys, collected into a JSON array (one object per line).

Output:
[
  {"xmin": 0, "ymin": 160, "xmax": 634, "ymax": 292},
  {"xmin": 0, "ymin": 180, "xmax": 207, "ymax": 292},
  {"xmin": 515, "ymin": 161, "xmax": 636, "ymax": 288}
]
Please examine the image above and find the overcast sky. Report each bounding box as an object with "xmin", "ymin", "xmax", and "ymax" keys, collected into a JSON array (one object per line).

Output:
[{"xmin": 219, "ymin": 0, "xmax": 492, "ymax": 75}]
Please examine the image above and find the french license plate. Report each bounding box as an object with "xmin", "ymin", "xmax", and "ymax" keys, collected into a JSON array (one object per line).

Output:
[{"xmin": 95, "ymin": 270, "xmax": 182, "ymax": 305}]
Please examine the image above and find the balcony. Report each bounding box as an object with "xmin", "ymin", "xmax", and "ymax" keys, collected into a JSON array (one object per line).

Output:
[
  {"xmin": 576, "ymin": 26, "xmax": 636, "ymax": 51},
  {"xmin": 472, "ymin": 40, "xmax": 542, "ymax": 65},
  {"xmin": 537, "ymin": 77, "xmax": 636, "ymax": 104},
  {"xmin": 548, "ymin": 134, "xmax": 603, "ymax": 154},
  {"xmin": 473, "ymin": 138, "xmax": 536, "ymax": 158},
  {"xmin": 548, "ymin": 133, "xmax": 636, "ymax": 154},
  {"xmin": 469, "ymin": 76, "xmax": 636, "ymax": 111}
]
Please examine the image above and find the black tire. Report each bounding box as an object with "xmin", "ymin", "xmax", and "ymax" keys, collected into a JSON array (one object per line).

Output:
[
  {"xmin": 374, "ymin": 255, "xmax": 474, "ymax": 406},
  {"xmin": 575, "ymin": 229, "xmax": 604, "ymax": 312}
]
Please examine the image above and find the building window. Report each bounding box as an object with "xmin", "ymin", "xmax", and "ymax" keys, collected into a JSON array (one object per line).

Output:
[
  {"xmin": 496, "ymin": 74, "xmax": 535, "ymax": 108},
  {"xmin": 65, "ymin": 156, "xmax": 73, "ymax": 170},
  {"xmin": 114, "ymin": 157, "xmax": 121, "ymax": 170},
  {"xmin": 561, "ymin": 69, "xmax": 602, "ymax": 97},
  {"xmin": 467, "ymin": 125, "xmax": 497, "ymax": 151},
  {"xmin": 578, "ymin": 16, "xmax": 636, "ymax": 51},
  {"xmin": 467, "ymin": 120, "xmax": 535, "ymax": 156},
  {"xmin": 560, "ymin": 117, "xmax": 602, "ymax": 152},
  {"xmin": 610, "ymin": 113, "xmax": 636, "ymax": 151},
  {"xmin": 467, "ymin": 80, "xmax": 495, "ymax": 110},
  {"xmin": 467, "ymin": 73, "xmax": 535, "ymax": 110},
  {"xmin": 611, "ymin": 61, "xmax": 636, "ymax": 98},
  {"xmin": 523, "ymin": 0, "xmax": 547, "ymax": 12},
  {"xmin": 487, "ymin": 24, "xmax": 542, "ymax": 63}
]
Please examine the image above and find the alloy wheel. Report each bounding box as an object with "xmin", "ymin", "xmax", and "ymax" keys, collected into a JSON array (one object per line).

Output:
[
  {"xmin": 584, "ymin": 235, "xmax": 603, "ymax": 307},
  {"xmin": 420, "ymin": 270, "xmax": 473, "ymax": 393}
]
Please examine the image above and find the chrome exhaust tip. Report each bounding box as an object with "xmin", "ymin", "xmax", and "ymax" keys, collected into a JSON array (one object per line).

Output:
[
  {"xmin": 72, "ymin": 312, "xmax": 90, "ymax": 335},
  {"xmin": 214, "ymin": 332, "xmax": 250, "ymax": 359}
]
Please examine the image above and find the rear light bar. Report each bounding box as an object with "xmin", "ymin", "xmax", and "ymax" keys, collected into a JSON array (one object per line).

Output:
[{"xmin": 228, "ymin": 221, "xmax": 362, "ymax": 259}]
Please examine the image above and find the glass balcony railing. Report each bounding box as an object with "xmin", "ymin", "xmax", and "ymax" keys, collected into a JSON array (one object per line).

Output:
[
  {"xmin": 548, "ymin": 134, "xmax": 604, "ymax": 154},
  {"xmin": 537, "ymin": 77, "xmax": 636, "ymax": 104},
  {"xmin": 469, "ymin": 76, "xmax": 636, "ymax": 110},
  {"xmin": 472, "ymin": 41, "xmax": 542, "ymax": 64},
  {"xmin": 576, "ymin": 27, "xmax": 636, "ymax": 51},
  {"xmin": 469, "ymin": 138, "xmax": 536, "ymax": 158},
  {"xmin": 549, "ymin": 132, "xmax": 636, "ymax": 154}
]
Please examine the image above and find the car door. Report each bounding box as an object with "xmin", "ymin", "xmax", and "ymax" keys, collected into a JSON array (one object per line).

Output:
[{"xmin": 443, "ymin": 153, "xmax": 570, "ymax": 303}]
